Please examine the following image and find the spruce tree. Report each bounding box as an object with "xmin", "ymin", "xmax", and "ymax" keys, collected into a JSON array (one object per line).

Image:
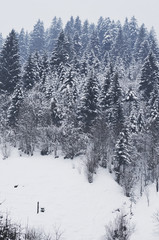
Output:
[
  {"xmin": 64, "ymin": 16, "xmax": 74, "ymax": 37},
  {"xmin": 148, "ymin": 28, "xmax": 159, "ymax": 60},
  {"xmin": 81, "ymin": 20, "xmax": 90, "ymax": 54},
  {"xmin": 138, "ymin": 40, "xmax": 150, "ymax": 62},
  {"xmin": 0, "ymin": 29, "xmax": 21, "ymax": 94},
  {"xmin": 50, "ymin": 31, "xmax": 72, "ymax": 72},
  {"xmin": 114, "ymin": 128, "xmax": 136, "ymax": 195},
  {"xmin": 139, "ymin": 52, "xmax": 159, "ymax": 102},
  {"xmin": 80, "ymin": 70, "xmax": 99, "ymax": 133},
  {"xmin": 134, "ymin": 24, "xmax": 148, "ymax": 61},
  {"xmin": 100, "ymin": 65, "xmax": 113, "ymax": 112},
  {"xmin": 46, "ymin": 17, "xmax": 63, "ymax": 53},
  {"xmin": 7, "ymin": 87, "xmax": 23, "ymax": 128},
  {"xmin": 129, "ymin": 16, "xmax": 138, "ymax": 49},
  {"xmin": 73, "ymin": 32, "xmax": 82, "ymax": 57},
  {"xmin": 18, "ymin": 28, "xmax": 29, "ymax": 64},
  {"xmin": 74, "ymin": 16, "xmax": 82, "ymax": 36},
  {"xmin": 107, "ymin": 72, "xmax": 124, "ymax": 137},
  {"xmin": 22, "ymin": 54, "xmax": 37, "ymax": 90},
  {"xmin": 88, "ymin": 30, "xmax": 101, "ymax": 59},
  {"xmin": 29, "ymin": 20, "xmax": 45, "ymax": 55}
]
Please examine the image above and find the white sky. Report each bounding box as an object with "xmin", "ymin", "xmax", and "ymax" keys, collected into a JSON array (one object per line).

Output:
[{"xmin": 1, "ymin": 0, "xmax": 159, "ymax": 39}]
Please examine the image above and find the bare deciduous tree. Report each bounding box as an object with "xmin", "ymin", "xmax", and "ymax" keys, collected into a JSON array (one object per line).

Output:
[{"xmin": 105, "ymin": 210, "xmax": 135, "ymax": 240}]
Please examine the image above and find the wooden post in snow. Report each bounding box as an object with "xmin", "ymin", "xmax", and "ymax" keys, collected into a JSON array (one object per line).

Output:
[{"xmin": 37, "ymin": 201, "xmax": 39, "ymax": 214}]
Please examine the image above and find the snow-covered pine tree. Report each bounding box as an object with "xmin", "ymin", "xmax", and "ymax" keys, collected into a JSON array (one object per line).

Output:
[
  {"xmin": 129, "ymin": 16, "xmax": 139, "ymax": 49},
  {"xmin": 138, "ymin": 40, "xmax": 150, "ymax": 62},
  {"xmin": 79, "ymin": 69, "xmax": 99, "ymax": 134},
  {"xmin": 7, "ymin": 87, "xmax": 23, "ymax": 129},
  {"xmin": 148, "ymin": 27, "xmax": 159, "ymax": 60},
  {"xmin": 106, "ymin": 71, "xmax": 124, "ymax": 137},
  {"xmin": 0, "ymin": 29, "xmax": 21, "ymax": 95},
  {"xmin": 81, "ymin": 19, "xmax": 90, "ymax": 54},
  {"xmin": 18, "ymin": 28, "xmax": 29, "ymax": 64},
  {"xmin": 139, "ymin": 52, "xmax": 159, "ymax": 102},
  {"xmin": 50, "ymin": 31, "xmax": 72, "ymax": 74},
  {"xmin": 114, "ymin": 128, "xmax": 137, "ymax": 196},
  {"xmin": 46, "ymin": 17, "xmax": 63, "ymax": 54},
  {"xmin": 134, "ymin": 24, "xmax": 148, "ymax": 62},
  {"xmin": 22, "ymin": 54, "xmax": 37, "ymax": 90},
  {"xmin": 29, "ymin": 20, "xmax": 45, "ymax": 55}
]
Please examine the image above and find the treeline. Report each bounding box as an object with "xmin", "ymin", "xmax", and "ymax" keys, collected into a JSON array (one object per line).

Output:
[{"xmin": 0, "ymin": 16, "xmax": 159, "ymax": 197}]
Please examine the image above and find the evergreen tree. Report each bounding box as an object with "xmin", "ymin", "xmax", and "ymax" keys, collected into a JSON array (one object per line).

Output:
[
  {"xmin": 148, "ymin": 28, "xmax": 159, "ymax": 60},
  {"xmin": 0, "ymin": 29, "xmax": 21, "ymax": 94},
  {"xmin": 29, "ymin": 20, "xmax": 45, "ymax": 54},
  {"xmin": 88, "ymin": 30, "xmax": 101, "ymax": 59},
  {"xmin": 100, "ymin": 65, "xmax": 113, "ymax": 112},
  {"xmin": 79, "ymin": 70, "xmax": 99, "ymax": 133},
  {"xmin": 129, "ymin": 16, "xmax": 138, "ymax": 49},
  {"xmin": 22, "ymin": 54, "xmax": 37, "ymax": 90},
  {"xmin": 64, "ymin": 16, "xmax": 74, "ymax": 36},
  {"xmin": 80, "ymin": 53, "xmax": 89, "ymax": 77},
  {"xmin": 40, "ymin": 53, "xmax": 50, "ymax": 85},
  {"xmin": 107, "ymin": 72, "xmax": 124, "ymax": 137},
  {"xmin": 18, "ymin": 28, "xmax": 29, "ymax": 64},
  {"xmin": 46, "ymin": 17, "xmax": 62, "ymax": 53},
  {"xmin": 73, "ymin": 32, "xmax": 82, "ymax": 57},
  {"xmin": 139, "ymin": 52, "xmax": 159, "ymax": 102},
  {"xmin": 111, "ymin": 26, "xmax": 130, "ymax": 65},
  {"xmin": 50, "ymin": 98, "xmax": 61, "ymax": 127},
  {"xmin": 7, "ymin": 87, "xmax": 23, "ymax": 128},
  {"xmin": 102, "ymin": 28, "xmax": 113, "ymax": 54},
  {"xmin": 74, "ymin": 16, "xmax": 82, "ymax": 36},
  {"xmin": 81, "ymin": 20, "xmax": 90, "ymax": 53},
  {"xmin": 97, "ymin": 17, "xmax": 107, "ymax": 47},
  {"xmin": 137, "ymin": 110, "xmax": 145, "ymax": 132},
  {"xmin": 134, "ymin": 24, "xmax": 148, "ymax": 61},
  {"xmin": 50, "ymin": 31, "xmax": 72, "ymax": 72},
  {"xmin": 138, "ymin": 40, "xmax": 150, "ymax": 62},
  {"xmin": 114, "ymin": 128, "xmax": 136, "ymax": 195},
  {"xmin": 123, "ymin": 87, "xmax": 138, "ymax": 117}
]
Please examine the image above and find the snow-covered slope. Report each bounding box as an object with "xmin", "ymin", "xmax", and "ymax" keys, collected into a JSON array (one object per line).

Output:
[{"xmin": 0, "ymin": 148, "xmax": 159, "ymax": 240}]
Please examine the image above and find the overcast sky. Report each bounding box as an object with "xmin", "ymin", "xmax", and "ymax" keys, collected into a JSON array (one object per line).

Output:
[{"xmin": 1, "ymin": 0, "xmax": 159, "ymax": 38}]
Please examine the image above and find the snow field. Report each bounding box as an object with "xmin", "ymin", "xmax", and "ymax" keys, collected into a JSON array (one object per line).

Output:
[
  {"xmin": 0, "ymin": 148, "xmax": 159, "ymax": 240},
  {"xmin": 0, "ymin": 148, "xmax": 128, "ymax": 240}
]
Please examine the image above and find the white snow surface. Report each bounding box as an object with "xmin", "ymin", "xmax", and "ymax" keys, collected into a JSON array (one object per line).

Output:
[{"xmin": 0, "ymin": 148, "xmax": 159, "ymax": 240}]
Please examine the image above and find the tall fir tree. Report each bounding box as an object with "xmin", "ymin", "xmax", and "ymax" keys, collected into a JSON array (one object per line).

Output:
[
  {"xmin": 22, "ymin": 54, "xmax": 37, "ymax": 90},
  {"xmin": 79, "ymin": 70, "xmax": 99, "ymax": 133},
  {"xmin": 7, "ymin": 87, "xmax": 23, "ymax": 128},
  {"xmin": 46, "ymin": 17, "xmax": 63, "ymax": 53},
  {"xmin": 107, "ymin": 72, "xmax": 124, "ymax": 137},
  {"xmin": 134, "ymin": 24, "xmax": 148, "ymax": 61},
  {"xmin": 139, "ymin": 52, "xmax": 159, "ymax": 102},
  {"xmin": 50, "ymin": 31, "xmax": 72, "ymax": 73},
  {"xmin": 18, "ymin": 28, "xmax": 29, "ymax": 64},
  {"xmin": 0, "ymin": 29, "xmax": 21, "ymax": 94},
  {"xmin": 148, "ymin": 28, "xmax": 159, "ymax": 60},
  {"xmin": 29, "ymin": 20, "xmax": 45, "ymax": 55}
]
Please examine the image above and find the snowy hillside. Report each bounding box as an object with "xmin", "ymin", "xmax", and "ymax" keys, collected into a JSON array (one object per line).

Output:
[{"xmin": 0, "ymin": 148, "xmax": 159, "ymax": 240}]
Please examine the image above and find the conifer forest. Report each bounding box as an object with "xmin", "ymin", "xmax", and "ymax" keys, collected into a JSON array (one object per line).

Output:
[{"xmin": 0, "ymin": 15, "xmax": 159, "ymax": 198}]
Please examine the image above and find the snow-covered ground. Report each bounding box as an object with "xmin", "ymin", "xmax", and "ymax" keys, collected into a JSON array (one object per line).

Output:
[{"xmin": 0, "ymin": 148, "xmax": 159, "ymax": 240}]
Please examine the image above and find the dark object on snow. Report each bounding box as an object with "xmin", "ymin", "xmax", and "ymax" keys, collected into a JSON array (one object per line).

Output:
[
  {"xmin": 41, "ymin": 207, "xmax": 45, "ymax": 212},
  {"xmin": 112, "ymin": 208, "xmax": 120, "ymax": 213},
  {"xmin": 14, "ymin": 185, "xmax": 18, "ymax": 188},
  {"xmin": 41, "ymin": 148, "xmax": 49, "ymax": 155}
]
